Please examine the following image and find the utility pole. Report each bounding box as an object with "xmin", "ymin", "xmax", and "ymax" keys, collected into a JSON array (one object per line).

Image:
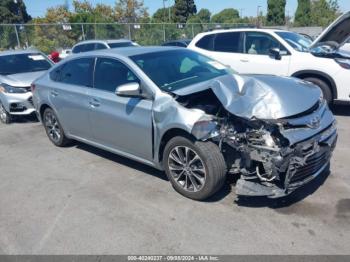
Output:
[
  {"xmin": 240, "ymin": 8, "xmax": 244, "ymax": 18},
  {"xmin": 256, "ymin": 5, "xmax": 262, "ymax": 27}
]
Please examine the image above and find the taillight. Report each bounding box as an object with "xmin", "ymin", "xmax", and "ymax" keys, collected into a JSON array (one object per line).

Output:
[
  {"xmin": 31, "ymin": 83, "xmax": 36, "ymax": 92},
  {"xmin": 335, "ymin": 58, "xmax": 350, "ymax": 70}
]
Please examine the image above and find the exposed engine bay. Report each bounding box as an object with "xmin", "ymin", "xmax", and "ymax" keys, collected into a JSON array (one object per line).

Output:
[{"xmin": 175, "ymin": 88, "xmax": 337, "ymax": 198}]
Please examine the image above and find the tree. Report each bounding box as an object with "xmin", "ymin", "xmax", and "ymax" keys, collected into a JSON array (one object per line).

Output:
[
  {"xmin": 310, "ymin": 0, "xmax": 339, "ymax": 27},
  {"xmin": 211, "ymin": 8, "xmax": 240, "ymax": 24},
  {"xmin": 266, "ymin": 0, "xmax": 286, "ymax": 26},
  {"xmin": 197, "ymin": 8, "xmax": 211, "ymax": 23},
  {"xmin": 0, "ymin": 0, "xmax": 31, "ymax": 23},
  {"xmin": 152, "ymin": 7, "xmax": 174, "ymax": 22},
  {"xmin": 294, "ymin": 0, "xmax": 311, "ymax": 26},
  {"xmin": 174, "ymin": 0, "xmax": 197, "ymax": 23},
  {"xmin": 114, "ymin": 0, "xmax": 149, "ymax": 23}
]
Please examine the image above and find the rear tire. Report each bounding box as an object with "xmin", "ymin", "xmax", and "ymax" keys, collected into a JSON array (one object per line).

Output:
[
  {"xmin": 0, "ymin": 101, "xmax": 11, "ymax": 124},
  {"xmin": 43, "ymin": 108, "xmax": 71, "ymax": 147},
  {"xmin": 163, "ymin": 136, "xmax": 227, "ymax": 201},
  {"xmin": 303, "ymin": 77, "xmax": 333, "ymax": 104}
]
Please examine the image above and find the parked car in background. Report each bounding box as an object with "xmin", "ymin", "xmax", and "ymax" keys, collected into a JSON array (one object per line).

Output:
[
  {"xmin": 0, "ymin": 50, "xmax": 53, "ymax": 124},
  {"xmin": 32, "ymin": 47, "xmax": 337, "ymax": 200},
  {"xmin": 188, "ymin": 11, "xmax": 350, "ymax": 104},
  {"xmin": 162, "ymin": 39, "xmax": 192, "ymax": 48},
  {"xmin": 72, "ymin": 39, "xmax": 139, "ymax": 54}
]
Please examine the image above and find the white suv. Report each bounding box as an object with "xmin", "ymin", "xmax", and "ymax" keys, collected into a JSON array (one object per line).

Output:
[{"xmin": 189, "ymin": 12, "xmax": 350, "ymax": 103}]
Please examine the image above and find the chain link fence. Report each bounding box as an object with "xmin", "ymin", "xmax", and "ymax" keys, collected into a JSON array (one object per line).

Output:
[
  {"xmin": 0, "ymin": 23, "xmax": 323, "ymax": 53},
  {"xmin": 0, "ymin": 22, "xmax": 254, "ymax": 53}
]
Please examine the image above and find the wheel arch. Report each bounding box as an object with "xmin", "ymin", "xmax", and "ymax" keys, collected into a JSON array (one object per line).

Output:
[
  {"xmin": 291, "ymin": 70, "xmax": 337, "ymax": 99},
  {"xmin": 158, "ymin": 128, "xmax": 195, "ymax": 166},
  {"xmin": 39, "ymin": 103, "xmax": 52, "ymax": 120}
]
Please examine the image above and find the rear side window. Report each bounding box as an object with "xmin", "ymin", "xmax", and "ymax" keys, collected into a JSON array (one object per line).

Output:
[
  {"xmin": 59, "ymin": 58, "xmax": 94, "ymax": 87},
  {"xmin": 108, "ymin": 42, "xmax": 134, "ymax": 48},
  {"xmin": 94, "ymin": 58, "xmax": 139, "ymax": 92},
  {"xmin": 214, "ymin": 32, "xmax": 242, "ymax": 53},
  {"xmin": 84, "ymin": 43, "xmax": 95, "ymax": 52},
  {"xmin": 195, "ymin": 34, "xmax": 215, "ymax": 50},
  {"xmin": 72, "ymin": 45, "xmax": 84, "ymax": 54}
]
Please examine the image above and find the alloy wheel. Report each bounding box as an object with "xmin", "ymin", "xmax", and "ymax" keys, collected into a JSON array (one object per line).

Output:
[
  {"xmin": 168, "ymin": 146, "xmax": 207, "ymax": 192},
  {"xmin": 44, "ymin": 111, "xmax": 61, "ymax": 143}
]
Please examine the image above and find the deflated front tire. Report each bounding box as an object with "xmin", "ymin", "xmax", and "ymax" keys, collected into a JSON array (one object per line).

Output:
[{"xmin": 163, "ymin": 136, "xmax": 227, "ymax": 200}]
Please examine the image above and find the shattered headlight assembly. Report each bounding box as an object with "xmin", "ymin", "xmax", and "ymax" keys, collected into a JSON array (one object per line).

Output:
[
  {"xmin": 0, "ymin": 83, "xmax": 28, "ymax": 94},
  {"xmin": 191, "ymin": 117, "xmax": 220, "ymax": 140},
  {"xmin": 246, "ymin": 130, "xmax": 277, "ymax": 149}
]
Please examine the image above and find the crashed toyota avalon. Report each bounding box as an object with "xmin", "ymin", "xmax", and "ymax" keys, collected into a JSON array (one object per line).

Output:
[{"xmin": 32, "ymin": 47, "xmax": 337, "ymax": 200}]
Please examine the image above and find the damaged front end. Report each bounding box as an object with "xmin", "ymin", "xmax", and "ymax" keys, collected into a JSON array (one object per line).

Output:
[{"xmin": 190, "ymin": 99, "xmax": 337, "ymax": 198}]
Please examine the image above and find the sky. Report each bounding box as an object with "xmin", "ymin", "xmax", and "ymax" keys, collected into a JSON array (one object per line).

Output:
[{"xmin": 23, "ymin": 0, "xmax": 349, "ymax": 18}]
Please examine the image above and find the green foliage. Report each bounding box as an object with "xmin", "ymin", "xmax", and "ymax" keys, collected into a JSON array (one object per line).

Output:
[
  {"xmin": 211, "ymin": 8, "xmax": 240, "ymax": 24},
  {"xmin": 174, "ymin": 0, "xmax": 197, "ymax": 23},
  {"xmin": 294, "ymin": 0, "xmax": 311, "ymax": 26},
  {"xmin": 152, "ymin": 7, "xmax": 174, "ymax": 23},
  {"xmin": 0, "ymin": 0, "xmax": 31, "ymax": 23},
  {"xmin": 266, "ymin": 0, "xmax": 286, "ymax": 26},
  {"xmin": 310, "ymin": 0, "xmax": 339, "ymax": 27},
  {"xmin": 197, "ymin": 8, "xmax": 211, "ymax": 23}
]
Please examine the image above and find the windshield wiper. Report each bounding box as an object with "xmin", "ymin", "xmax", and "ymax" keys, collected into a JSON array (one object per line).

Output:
[{"xmin": 161, "ymin": 76, "xmax": 199, "ymax": 90}]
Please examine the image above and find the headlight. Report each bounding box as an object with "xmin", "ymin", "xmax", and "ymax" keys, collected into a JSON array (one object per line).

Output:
[{"xmin": 0, "ymin": 83, "xmax": 28, "ymax": 94}]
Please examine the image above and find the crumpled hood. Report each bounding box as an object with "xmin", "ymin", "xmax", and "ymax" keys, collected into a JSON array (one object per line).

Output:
[
  {"xmin": 173, "ymin": 74, "xmax": 321, "ymax": 120},
  {"xmin": 0, "ymin": 71, "xmax": 47, "ymax": 87}
]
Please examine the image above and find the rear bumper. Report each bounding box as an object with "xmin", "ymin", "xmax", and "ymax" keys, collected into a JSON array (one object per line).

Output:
[
  {"xmin": 0, "ymin": 92, "xmax": 35, "ymax": 116},
  {"xmin": 236, "ymin": 123, "xmax": 337, "ymax": 198}
]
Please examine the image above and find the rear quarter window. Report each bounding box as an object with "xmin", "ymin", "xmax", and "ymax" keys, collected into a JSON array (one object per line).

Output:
[{"xmin": 195, "ymin": 34, "xmax": 215, "ymax": 50}]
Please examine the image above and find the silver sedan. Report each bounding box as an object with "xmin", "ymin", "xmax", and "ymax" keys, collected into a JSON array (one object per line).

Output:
[{"xmin": 32, "ymin": 47, "xmax": 337, "ymax": 200}]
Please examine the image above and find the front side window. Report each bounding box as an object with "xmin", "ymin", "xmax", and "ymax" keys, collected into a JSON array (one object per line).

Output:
[
  {"xmin": 0, "ymin": 53, "xmax": 52, "ymax": 75},
  {"xmin": 95, "ymin": 43, "xmax": 108, "ymax": 50},
  {"xmin": 214, "ymin": 32, "xmax": 242, "ymax": 53},
  {"xmin": 276, "ymin": 31, "xmax": 312, "ymax": 52},
  {"xmin": 94, "ymin": 58, "xmax": 138, "ymax": 93},
  {"xmin": 59, "ymin": 58, "xmax": 94, "ymax": 87},
  {"xmin": 244, "ymin": 32, "xmax": 286, "ymax": 55},
  {"xmin": 130, "ymin": 49, "xmax": 231, "ymax": 92}
]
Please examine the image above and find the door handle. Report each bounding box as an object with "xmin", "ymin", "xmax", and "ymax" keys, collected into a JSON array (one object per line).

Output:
[
  {"xmin": 51, "ymin": 90, "xmax": 59, "ymax": 97},
  {"xmin": 240, "ymin": 58, "xmax": 249, "ymax": 62},
  {"xmin": 89, "ymin": 98, "xmax": 100, "ymax": 107}
]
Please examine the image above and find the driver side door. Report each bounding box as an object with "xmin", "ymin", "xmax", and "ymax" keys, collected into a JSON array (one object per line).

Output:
[
  {"xmin": 88, "ymin": 57, "xmax": 154, "ymax": 161},
  {"xmin": 237, "ymin": 31, "xmax": 291, "ymax": 76}
]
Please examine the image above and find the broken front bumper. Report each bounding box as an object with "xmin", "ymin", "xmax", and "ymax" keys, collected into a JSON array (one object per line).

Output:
[{"xmin": 236, "ymin": 121, "xmax": 338, "ymax": 198}]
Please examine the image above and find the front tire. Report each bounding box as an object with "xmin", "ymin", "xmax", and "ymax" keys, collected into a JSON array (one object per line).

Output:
[
  {"xmin": 304, "ymin": 77, "xmax": 333, "ymax": 104},
  {"xmin": 163, "ymin": 136, "xmax": 227, "ymax": 200},
  {"xmin": 0, "ymin": 101, "xmax": 11, "ymax": 124},
  {"xmin": 43, "ymin": 108, "xmax": 71, "ymax": 147}
]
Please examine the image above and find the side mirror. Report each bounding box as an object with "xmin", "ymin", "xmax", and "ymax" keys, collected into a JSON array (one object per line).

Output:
[
  {"xmin": 115, "ymin": 82, "xmax": 142, "ymax": 98},
  {"xmin": 269, "ymin": 48, "xmax": 282, "ymax": 60}
]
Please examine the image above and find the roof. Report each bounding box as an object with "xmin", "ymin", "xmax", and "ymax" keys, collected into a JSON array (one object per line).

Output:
[
  {"xmin": 0, "ymin": 48, "xmax": 41, "ymax": 57},
  {"xmin": 199, "ymin": 28, "xmax": 289, "ymax": 35},
  {"xmin": 97, "ymin": 46, "xmax": 181, "ymax": 57},
  {"xmin": 73, "ymin": 39, "xmax": 133, "ymax": 46}
]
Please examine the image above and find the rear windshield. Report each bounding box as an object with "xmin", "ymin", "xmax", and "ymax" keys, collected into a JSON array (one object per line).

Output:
[
  {"xmin": 108, "ymin": 42, "xmax": 135, "ymax": 48},
  {"xmin": 0, "ymin": 53, "xmax": 52, "ymax": 75}
]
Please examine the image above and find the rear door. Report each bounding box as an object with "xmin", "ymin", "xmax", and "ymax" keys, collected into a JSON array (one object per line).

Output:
[
  {"xmin": 195, "ymin": 32, "xmax": 244, "ymax": 72},
  {"xmin": 48, "ymin": 57, "xmax": 95, "ymax": 139},
  {"xmin": 88, "ymin": 57, "xmax": 153, "ymax": 160},
  {"xmin": 237, "ymin": 31, "xmax": 291, "ymax": 75}
]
